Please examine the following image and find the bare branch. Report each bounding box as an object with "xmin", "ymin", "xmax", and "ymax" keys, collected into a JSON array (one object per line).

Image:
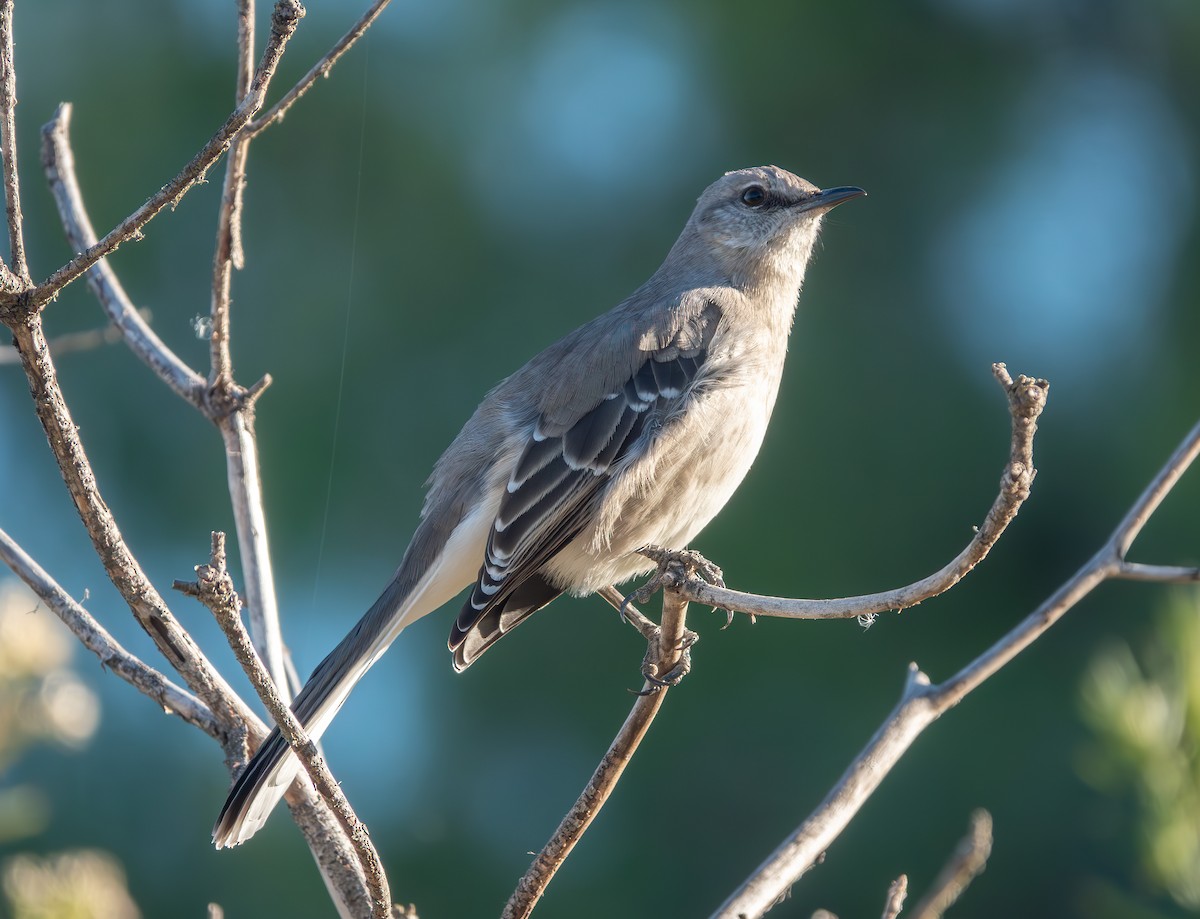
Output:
[
  {"xmin": 219, "ymin": 410, "xmax": 290, "ymax": 699},
  {"xmin": 503, "ymin": 587, "xmax": 673, "ymax": 919},
  {"xmin": 0, "ymin": 0, "xmax": 27, "ymax": 285},
  {"xmin": 936, "ymin": 414, "xmax": 1200, "ymax": 709},
  {"xmin": 880, "ymin": 875, "xmax": 908, "ymax": 919},
  {"xmin": 908, "ymin": 810, "xmax": 992, "ymax": 919},
  {"xmin": 0, "ymin": 307, "xmax": 152, "ymax": 364},
  {"xmin": 2, "ymin": 317, "xmax": 258, "ymax": 735},
  {"xmin": 504, "ymin": 692, "xmax": 667, "ymax": 919},
  {"xmin": 712, "ymin": 665, "xmax": 940, "ymax": 919},
  {"xmin": 200, "ymin": 0, "xmax": 292, "ymax": 697},
  {"xmin": 40, "ymin": 103, "xmax": 207, "ymax": 405},
  {"xmin": 245, "ymin": 0, "xmax": 392, "ymax": 139},
  {"xmin": 234, "ymin": 0, "xmax": 254, "ymax": 101},
  {"xmin": 229, "ymin": 0, "xmax": 255, "ymax": 275},
  {"xmin": 655, "ymin": 582, "xmax": 690, "ymax": 681},
  {"xmin": 679, "ymin": 365, "xmax": 1047, "ymax": 621},
  {"xmin": 209, "ymin": 0, "xmax": 256, "ymax": 386},
  {"xmin": 208, "ymin": 137, "xmax": 249, "ymax": 383},
  {"xmin": 42, "ymin": 98, "xmax": 291, "ymax": 698},
  {"xmin": 9, "ymin": 2, "xmax": 396, "ymax": 912},
  {"xmin": 179, "ymin": 533, "xmax": 392, "ymax": 919},
  {"xmin": 4, "ymin": 0, "xmax": 306, "ymax": 316},
  {"xmin": 1109, "ymin": 414, "xmax": 1200, "ymax": 558},
  {"xmin": 0, "ymin": 526, "xmax": 224, "ymax": 745},
  {"xmin": 1113, "ymin": 561, "xmax": 1200, "ymax": 583},
  {"xmin": 712, "ymin": 410, "xmax": 1200, "ymax": 918}
]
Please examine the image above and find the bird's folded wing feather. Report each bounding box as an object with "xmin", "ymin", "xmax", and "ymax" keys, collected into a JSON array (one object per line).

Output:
[{"xmin": 448, "ymin": 293, "xmax": 723, "ymax": 669}]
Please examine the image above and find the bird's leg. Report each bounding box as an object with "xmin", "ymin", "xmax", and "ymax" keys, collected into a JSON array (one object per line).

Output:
[
  {"xmin": 630, "ymin": 545, "xmax": 731, "ymax": 690},
  {"xmin": 597, "ymin": 581, "xmax": 697, "ymax": 691},
  {"xmin": 597, "ymin": 584, "xmax": 658, "ymax": 637}
]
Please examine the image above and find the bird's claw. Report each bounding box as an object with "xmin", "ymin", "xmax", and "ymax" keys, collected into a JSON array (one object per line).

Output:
[
  {"xmin": 637, "ymin": 545, "xmax": 726, "ymax": 590},
  {"xmin": 634, "ymin": 626, "xmax": 698, "ymax": 693},
  {"xmin": 635, "ymin": 545, "xmax": 733, "ymax": 626}
]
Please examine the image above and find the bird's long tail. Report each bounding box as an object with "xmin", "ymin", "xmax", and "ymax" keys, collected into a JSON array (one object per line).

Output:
[
  {"xmin": 212, "ymin": 579, "xmax": 411, "ymax": 848},
  {"xmin": 212, "ymin": 503, "xmax": 490, "ymax": 848}
]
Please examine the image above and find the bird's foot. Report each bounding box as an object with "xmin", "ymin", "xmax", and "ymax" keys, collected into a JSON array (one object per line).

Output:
[
  {"xmin": 632, "ymin": 545, "xmax": 732, "ymax": 626},
  {"xmin": 638, "ymin": 545, "xmax": 725, "ymax": 589},
  {"xmin": 637, "ymin": 626, "xmax": 699, "ymax": 694}
]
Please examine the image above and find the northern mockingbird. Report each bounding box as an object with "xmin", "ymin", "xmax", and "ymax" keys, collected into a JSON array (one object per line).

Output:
[{"xmin": 213, "ymin": 165, "xmax": 864, "ymax": 848}]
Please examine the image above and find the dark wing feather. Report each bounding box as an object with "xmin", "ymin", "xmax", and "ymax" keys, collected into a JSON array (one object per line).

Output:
[
  {"xmin": 511, "ymin": 433, "xmax": 562, "ymax": 484},
  {"xmin": 449, "ymin": 344, "xmax": 708, "ymax": 670},
  {"xmin": 563, "ymin": 394, "xmax": 627, "ymax": 470}
]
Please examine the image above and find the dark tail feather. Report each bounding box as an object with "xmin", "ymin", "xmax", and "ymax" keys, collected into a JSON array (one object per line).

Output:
[{"xmin": 449, "ymin": 572, "xmax": 562, "ymax": 671}]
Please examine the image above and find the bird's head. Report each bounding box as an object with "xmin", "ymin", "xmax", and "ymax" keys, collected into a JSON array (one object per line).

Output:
[{"xmin": 686, "ymin": 165, "xmax": 865, "ymax": 291}]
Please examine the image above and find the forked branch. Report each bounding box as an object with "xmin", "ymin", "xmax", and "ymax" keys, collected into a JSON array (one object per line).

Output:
[
  {"xmin": 0, "ymin": 0, "xmax": 305, "ymax": 320},
  {"xmin": 245, "ymin": 0, "xmax": 393, "ymax": 138},
  {"xmin": 505, "ymin": 364, "xmax": 1044, "ymax": 917},
  {"xmin": 0, "ymin": 527, "xmax": 225, "ymax": 746},
  {"xmin": 712, "ymin": 413, "xmax": 1200, "ymax": 918},
  {"xmin": 0, "ymin": 1, "xmax": 396, "ymax": 913},
  {"xmin": 41, "ymin": 103, "xmax": 207, "ymax": 406},
  {"xmin": 175, "ymin": 533, "xmax": 392, "ymax": 919}
]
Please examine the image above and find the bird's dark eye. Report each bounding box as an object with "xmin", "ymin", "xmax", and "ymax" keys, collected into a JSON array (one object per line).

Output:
[{"xmin": 741, "ymin": 185, "xmax": 766, "ymax": 207}]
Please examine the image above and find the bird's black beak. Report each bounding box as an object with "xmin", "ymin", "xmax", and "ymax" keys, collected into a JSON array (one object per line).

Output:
[{"xmin": 795, "ymin": 185, "xmax": 867, "ymax": 213}]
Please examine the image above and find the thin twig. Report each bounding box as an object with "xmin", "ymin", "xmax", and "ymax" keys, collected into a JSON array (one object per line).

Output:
[
  {"xmin": 41, "ymin": 94, "xmax": 290, "ymax": 698},
  {"xmin": 2, "ymin": 0, "xmax": 305, "ymax": 317},
  {"xmin": 178, "ymin": 532, "xmax": 391, "ymax": 919},
  {"xmin": 1113, "ymin": 561, "xmax": 1200, "ymax": 582},
  {"xmin": 880, "ymin": 875, "xmax": 908, "ymax": 919},
  {"xmin": 503, "ymin": 587, "xmax": 675, "ymax": 919},
  {"xmin": 934, "ymin": 414, "xmax": 1200, "ymax": 708},
  {"xmin": 39, "ymin": 103, "xmax": 207, "ymax": 405},
  {"xmin": 209, "ymin": 136, "xmax": 249, "ymax": 383},
  {"xmin": 228, "ymin": 0, "xmax": 252, "ymax": 272},
  {"xmin": 1109, "ymin": 413, "xmax": 1200, "ymax": 557},
  {"xmin": 907, "ymin": 810, "xmax": 992, "ymax": 919},
  {"xmin": 205, "ymin": 0, "xmax": 291, "ymax": 698},
  {"xmin": 0, "ymin": 526, "xmax": 225, "ymax": 745},
  {"xmin": 503, "ymin": 691, "xmax": 667, "ymax": 919},
  {"xmin": 0, "ymin": 0, "xmax": 27, "ymax": 285},
  {"xmin": 244, "ymin": 0, "xmax": 392, "ymax": 139},
  {"xmin": 0, "ymin": 307, "xmax": 153, "ymax": 363},
  {"xmin": 234, "ymin": 0, "xmax": 254, "ymax": 106},
  {"xmin": 711, "ymin": 411, "xmax": 1200, "ymax": 918},
  {"xmin": 679, "ymin": 365, "xmax": 1047, "ymax": 621},
  {"xmin": 210, "ymin": 0, "xmax": 256, "ymax": 386},
  {"xmin": 3, "ymin": 317, "xmax": 257, "ymax": 734},
  {"xmin": 11, "ymin": 2, "xmax": 391, "ymax": 912},
  {"xmin": 220, "ymin": 408, "xmax": 290, "ymax": 699}
]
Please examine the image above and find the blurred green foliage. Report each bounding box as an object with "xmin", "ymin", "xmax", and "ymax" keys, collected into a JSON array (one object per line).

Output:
[
  {"xmin": 0, "ymin": 1, "xmax": 1198, "ymax": 917},
  {"xmin": 0, "ymin": 581, "xmax": 138, "ymax": 918},
  {"xmin": 1079, "ymin": 593, "xmax": 1200, "ymax": 916},
  {"xmin": 0, "ymin": 582, "xmax": 99, "ymax": 847},
  {"xmin": 3, "ymin": 851, "xmax": 140, "ymax": 919}
]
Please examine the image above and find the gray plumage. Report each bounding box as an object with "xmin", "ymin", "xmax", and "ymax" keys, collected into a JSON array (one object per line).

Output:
[{"xmin": 213, "ymin": 165, "xmax": 864, "ymax": 848}]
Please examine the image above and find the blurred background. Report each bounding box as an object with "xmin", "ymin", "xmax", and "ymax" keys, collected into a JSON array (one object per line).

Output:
[{"xmin": 1, "ymin": 0, "xmax": 1198, "ymax": 916}]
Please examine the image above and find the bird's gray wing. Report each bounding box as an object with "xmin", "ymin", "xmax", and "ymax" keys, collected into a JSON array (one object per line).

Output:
[{"xmin": 448, "ymin": 297, "xmax": 721, "ymax": 670}]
